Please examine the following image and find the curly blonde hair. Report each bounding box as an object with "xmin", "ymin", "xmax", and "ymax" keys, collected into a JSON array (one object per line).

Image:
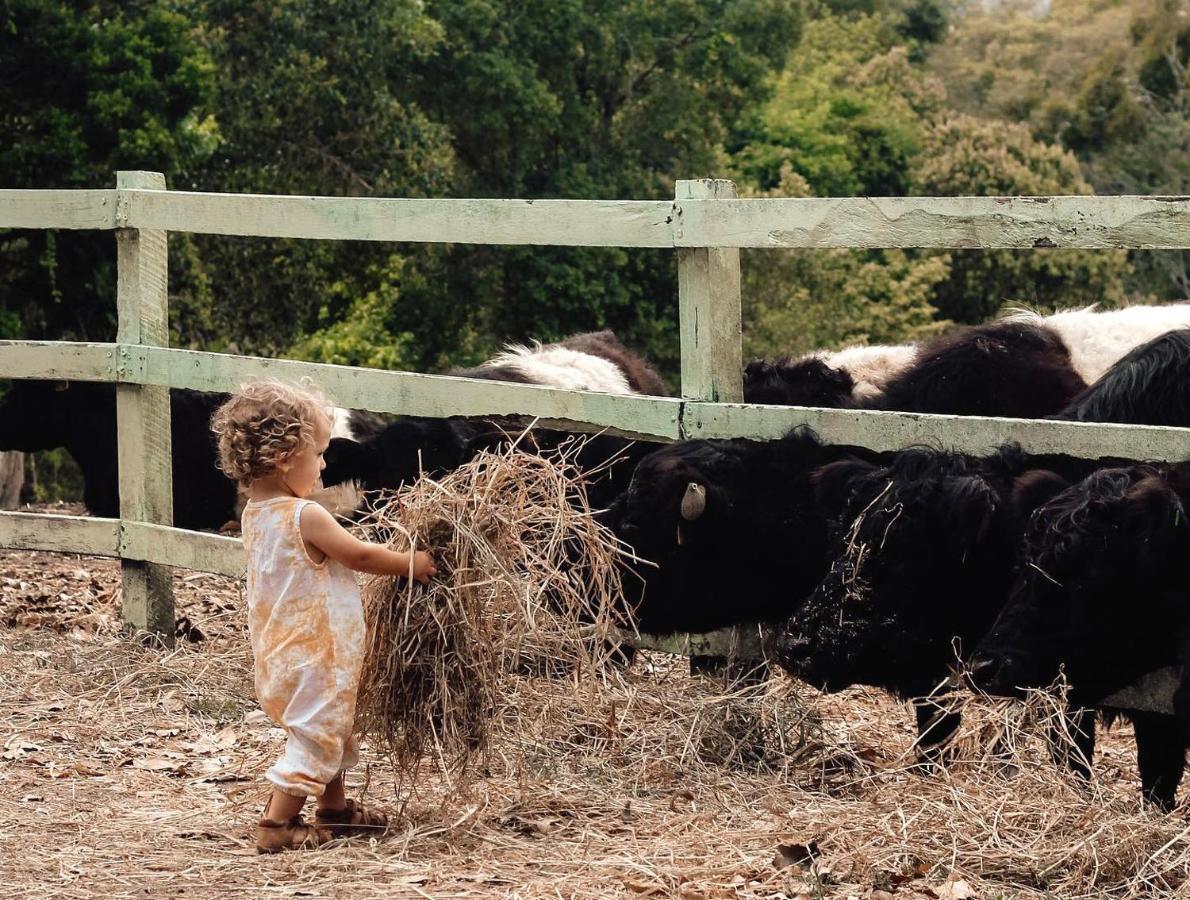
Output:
[{"xmin": 211, "ymin": 379, "xmax": 334, "ymax": 486}]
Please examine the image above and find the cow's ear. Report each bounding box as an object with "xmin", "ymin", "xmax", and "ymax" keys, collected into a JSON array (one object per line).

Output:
[
  {"xmin": 941, "ymin": 475, "xmax": 1001, "ymax": 549},
  {"xmin": 812, "ymin": 458, "xmax": 877, "ymax": 513},
  {"xmin": 1122, "ymin": 476, "xmax": 1186, "ymax": 550},
  {"xmin": 1012, "ymin": 469, "xmax": 1070, "ymax": 520}
]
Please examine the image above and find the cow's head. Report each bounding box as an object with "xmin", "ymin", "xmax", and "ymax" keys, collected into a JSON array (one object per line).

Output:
[
  {"xmin": 776, "ymin": 448, "xmax": 1066, "ymax": 698},
  {"xmin": 969, "ymin": 464, "xmax": 1190, "ymax": 706},
  {"xmin": 743, "ymin": 358, "xmax": 855, "ymax": 408},
  {"xmin": 321, "ymin": 417, "xmax": 472, "ymax": 492},
  {"xmin": 607, "ymin": 428, "xmax": 858, "ymax": 635}
]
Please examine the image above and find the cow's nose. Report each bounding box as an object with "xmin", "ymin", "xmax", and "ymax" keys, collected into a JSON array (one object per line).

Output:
[
  {"xmin": 966, "ymin": 652, "xmax": 1004, "ymax": 690},
  {"xmin": 777, "ymin": 632, "xmax": 812, "ymax": 661}
]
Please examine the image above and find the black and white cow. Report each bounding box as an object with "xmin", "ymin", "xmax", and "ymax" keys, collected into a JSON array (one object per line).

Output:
[
  {"xmin": 1056, "ymin": 328, "xmax": 1190, "ymax": 428},
  {"xmin": 320, "ymin": 330, "xmax": 668, "ymax": 509},
  {"xmin": 744, "ymin": 304, "xmax": 1190, "ymax": 417},
  {"xmin": 968, "ymin": 463, "xmax": 1190, "ymax": 809},
  {"xmin": 0, "ymin": 380, "xmax": 376, "ymax": 530}
]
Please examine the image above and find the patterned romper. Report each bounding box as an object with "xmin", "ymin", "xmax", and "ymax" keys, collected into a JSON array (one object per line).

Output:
[{"xmin": 241, "ymin": 497, "xmax": 366, "ymax": 798}]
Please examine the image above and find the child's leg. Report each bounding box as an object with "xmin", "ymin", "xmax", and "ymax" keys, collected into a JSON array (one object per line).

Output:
[
  {"xmin": 263, "ymin": 789, "xmax": 306, "ymax": 824},
  {"xmin": 313, "ymin": 736, "xmax": 388, "ymax": 836},
  {"xmin": 317, "ymin": 774, "xmax": 346, "ymax": 813},
  {"xmin": 257, "ymin": 789, "xmax": 333, "ymax": 853}
]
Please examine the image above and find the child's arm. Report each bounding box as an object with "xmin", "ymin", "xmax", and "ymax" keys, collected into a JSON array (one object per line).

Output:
[{"xmin": 299, "ymin": 503, "xmax": 438, "ymax": 582}]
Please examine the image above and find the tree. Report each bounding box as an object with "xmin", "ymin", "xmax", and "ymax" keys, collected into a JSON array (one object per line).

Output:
[
  {"xmin": 913, "ymin": 114, "xmax": 1130, "ymax": 323},
  {"xmin": 180, "ymin": 0, "xmax": 457, "ymax": 357},
  {"xmin": 0, "ymin": 0, "xmax": 215, "ymax": 341},
  {"xmin": 388, "ymin": 0, "xmax": 805, "ymax": 374},
  {"xmin": 740, "ymin": 166, "xmax": 949, "ymax": 359},
  {"xmin": 927, "ymin": 0, "xmax": 1189, "ymax": 302}
]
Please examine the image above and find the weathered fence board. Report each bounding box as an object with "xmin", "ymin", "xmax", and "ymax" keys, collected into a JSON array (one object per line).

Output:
[
  {"xmin": 0, "ymin": 512, "xmax": 245, "ymax": 576},
  {"xmin": 0, "ymin": 189, "xmax": 118, "ymax": 230},
  {"xmin": 115, "ymin": 171, "xmax": 176, "ymax": 643},
  {"xmin": 3, "ymin": 340, "xmax": 1190, "ymax": 462},
  {"xmin": 127, "ymin": 344, "xmax": 684, "ymax": 442},
  {"xmin": 683, "ymin": 402, "xmax": 1190, "ymax": 462},
  {"xmin": 0, "ymin": 341, "xmax": 116, "ymax": 381},
  {"xmin": 675, "ymin": 196, "xmax": 1190, "ymax": 249},
  {"xmin": 0, "ymin": 513, "xmax": 119, "ymax": 556},
  {"xmin": 120, "ymin": 522, "xmax": 245, "ymax": 578},
  {"xmin": 122, "ymin": 189, "xmax": 676, "ymax": 247}
]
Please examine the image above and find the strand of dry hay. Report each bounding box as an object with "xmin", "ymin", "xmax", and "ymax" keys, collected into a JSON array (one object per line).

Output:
[{"xmin": 352, "ymin": 437, "xmax": 634, "ymax": 790}]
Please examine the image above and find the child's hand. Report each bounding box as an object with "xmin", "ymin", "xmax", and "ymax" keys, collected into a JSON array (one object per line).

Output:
[{"xmin": 408, "ymin": 550, "xmax": 438, "ymax": 584}]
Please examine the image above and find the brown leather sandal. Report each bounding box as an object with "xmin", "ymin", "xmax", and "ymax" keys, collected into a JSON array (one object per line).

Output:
[
  {"xmin": 256, "ymin": 815, "xmax": 334, "ymax": 854},
  {"xmin": 314, "ymin": 798, "xmax": 389, "ymax": 837}
]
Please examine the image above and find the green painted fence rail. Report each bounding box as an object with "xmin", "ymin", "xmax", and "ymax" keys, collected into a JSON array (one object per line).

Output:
[{"xmin": 1, "ymin": 173, "xmax": 1189, "ymax": 650}]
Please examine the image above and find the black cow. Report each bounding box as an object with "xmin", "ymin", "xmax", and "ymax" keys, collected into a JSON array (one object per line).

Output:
[
  {"xmin": 969, "ymin": 463, "xmax": 1190, "ymax": 809},
  {"xmin": 0, "ymin": 380, "xmax": 237, "ymax": 530},
  {"xmin": 773, "ymin": 445, "xmax": 1086, "ymax": 754},
  {"xmin": 606, "ymin": 428, "xmax": 879, "ymax": 636}
]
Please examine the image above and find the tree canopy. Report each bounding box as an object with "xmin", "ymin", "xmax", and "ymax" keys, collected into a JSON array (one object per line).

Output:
[{"xmin": 1, "ymin": 0, "xmax": 1185, "ymax": 388}]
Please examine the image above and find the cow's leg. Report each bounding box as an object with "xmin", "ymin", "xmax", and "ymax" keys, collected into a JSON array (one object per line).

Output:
[
  {"xmin": 1047, "ymin": 707, "xmax": 1096, "ymax": 781},
  {"xmin": 913, "ymin": 699, "xmax": 961, "ymax": 767},
  {"xmin": 1132, "ymin": 711, "xmax": 1185, "ymax": 811}
]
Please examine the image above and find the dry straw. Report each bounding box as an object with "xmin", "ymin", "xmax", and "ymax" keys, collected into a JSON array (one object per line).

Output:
[{"xmin": 351, "ymin": 435, "xmax": 634, "ymax": 788}]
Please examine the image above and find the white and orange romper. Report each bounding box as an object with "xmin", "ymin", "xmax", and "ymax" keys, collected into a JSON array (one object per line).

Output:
[{"xmin": 241, "ymin": 497, "xmax": 366, "ymax": 798}]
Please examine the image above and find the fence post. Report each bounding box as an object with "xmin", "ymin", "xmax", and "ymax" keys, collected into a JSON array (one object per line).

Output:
[
  {"xmin": 675, "ymin": 179, "xmax": 743, "ymax": 405},
  {"xmin": 115, "ymin": 170, "xmax": 175, "ymax": 645},
  {"xmin": 675, "ymin": 179, "xmax": 751, "ymax": 677}
]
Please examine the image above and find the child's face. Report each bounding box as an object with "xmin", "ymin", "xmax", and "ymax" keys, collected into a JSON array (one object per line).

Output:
[{"xmin": 279, "ymin": 417, "xmax": 331, "ymax": 499}]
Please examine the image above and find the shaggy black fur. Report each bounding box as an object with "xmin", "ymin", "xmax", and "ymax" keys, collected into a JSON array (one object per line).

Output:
[
  {"xmin": 605, "ymin": 428, "xmax": 880, "ymax": 635},
  {"xmin": 742, "ymin": 358, "xmax": 857, "ymax": 408},
  {"xmin": 970, "ymin": 463, "xmax": 1190, "ymax": 808},
  {"xmin": 774, "ymin": 445, "xmax": 1070, "ymax": 701},
  {"xmin": 0, "ymin": 380, "xmax": 237, "ymax": 530},
  {"xmin": 1055, "ymin": 328, "xmax": 1190, "ymax": 427},
  {"xmin": 870, "ymin": 320, "xmax": 1087, "ymax": 417}
]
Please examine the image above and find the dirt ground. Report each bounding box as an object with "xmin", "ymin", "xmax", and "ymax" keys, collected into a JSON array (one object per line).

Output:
[{"xmin": 1, "ymin": 511, "xmax": 1188, "ymax": 899}]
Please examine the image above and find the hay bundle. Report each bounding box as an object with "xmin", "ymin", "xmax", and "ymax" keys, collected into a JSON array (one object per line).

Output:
[{"xmin": 352, "ymin": 438, "xmax": 633, "ymax": 783}]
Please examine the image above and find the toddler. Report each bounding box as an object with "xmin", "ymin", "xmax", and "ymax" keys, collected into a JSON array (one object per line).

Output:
[{"xmin": 212, "ymin": 379, "xmax": 436, "ymax": 853}]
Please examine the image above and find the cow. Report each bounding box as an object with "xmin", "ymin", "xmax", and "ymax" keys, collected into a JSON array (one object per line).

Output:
[
  {"xmin": 0, "ymin": 380, "xmax": 235, "ymax": 530},
  {"xmin": 320, "ymin": 330, "xmax": 669, "ymax": 509},
  {"xmin": 744, "ymin": 304, "xmax": 1190, "ymax": 417},
  {"xmin": 0, "ymin": 380, "xmax": 377, "ymax": 530},
  {"xmin": 605, "ymin": 428, "xmax": 880, "ymax": 636},
  {"xmin": 772, "ymin": 445, "xmax": 1086, "ymax": 755},
  {"xmin": 1056, "ymin": 328, "xmax": 1190, "ymax": 427},
  {"xmin": 743, "ymin": 344, "xmax": 917, "ymax": 408},
  {"xmin": 968, "ymin": 463, "xmax": 1190, "ymax": 809}
]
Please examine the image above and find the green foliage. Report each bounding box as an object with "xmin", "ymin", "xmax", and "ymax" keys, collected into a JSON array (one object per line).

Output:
[
  {"xmin": 0, "ymin": 0, "xmax": 216, "ymax": 340},
  {"xmin": 289, "ymin": 260, "xmax": 417, "ymax": 370},
  {"xmin": 912, "ymin": 113, "xmax": 1130, "ymax": 322},
  {"xmin": 183, "ymin": 0, "xmax": 457, "ymax": 358},
  {"xmin": 741, "ymin": 166, "xmax": 949, "ymax": 357},
  {"xmin": 928, "ymin": 0, "xmax": 1189, "ymax": 301},
  {"xmin": 734, "ymin": 14, "xmax": 941, "ymax": 196},
  {"xmin": 388, "ymin": 0, "xmax": 805, "ymax": 374}
]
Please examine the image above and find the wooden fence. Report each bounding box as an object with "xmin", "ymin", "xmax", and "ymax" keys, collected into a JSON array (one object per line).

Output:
[{"xmin": 1, "ymin": 173, "xmax": 1190, "ymax": 651}]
